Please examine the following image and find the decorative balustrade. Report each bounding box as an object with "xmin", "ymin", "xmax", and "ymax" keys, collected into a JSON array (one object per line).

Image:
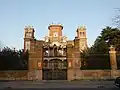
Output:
[{"xmin": 43, "ymin": 48, "xmax": 66, "ymax": 57}]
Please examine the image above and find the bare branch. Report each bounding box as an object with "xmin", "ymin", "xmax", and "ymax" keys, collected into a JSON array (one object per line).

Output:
[{"xmin": 113, "ymin": 8, "xmax": 120, "ymax": 28}]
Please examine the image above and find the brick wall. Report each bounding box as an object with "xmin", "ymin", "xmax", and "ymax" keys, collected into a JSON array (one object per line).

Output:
[
  {"xmin": 0, "ymin": 70, "xmax": 28, "ymax": 80},
  {"xmin": 73, "ymin": 70, "xmax": 120, "ymax": 80}
]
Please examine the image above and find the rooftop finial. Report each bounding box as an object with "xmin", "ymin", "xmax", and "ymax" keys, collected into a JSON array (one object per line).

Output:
[
  {"xmin": 77, "ymin": 25, "xmax": 86, "ymax": 29},
  {"xmin": 28, "ymin": 25, "xmax": 33, "ymax": 28},
  {"xmin": 81, "ymin": 25, "xmax": 86, "ymax": 28}
]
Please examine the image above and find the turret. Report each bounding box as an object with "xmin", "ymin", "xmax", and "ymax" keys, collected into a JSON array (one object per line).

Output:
[
  {"xmin": 24, "ymin": 25, "xmax": 35, "ymax": 39},
  {"xmin": 75, "ymin": 25, "xmax": 88, "ymax": 51},
  {"xmin": 24, "ymin": 25, "xmax": 35, "ymax": 51},
  {"xmin": 48, "ymin": 23, "xmax": 63, "ymax": 37},
  {"xmin": 76, "ymin": 25, "xmax": 86, "ymax": 39}
]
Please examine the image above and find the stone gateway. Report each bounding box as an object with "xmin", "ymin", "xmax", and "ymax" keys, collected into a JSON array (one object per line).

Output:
[{"xmin": 24, "ymin": 23, "xmax": 87, "ymax": 80}]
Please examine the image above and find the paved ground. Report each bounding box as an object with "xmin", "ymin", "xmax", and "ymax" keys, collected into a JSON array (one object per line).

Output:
[{"xmin": 0, "ymin": 80, "xmax": 119, "ymax": 89}]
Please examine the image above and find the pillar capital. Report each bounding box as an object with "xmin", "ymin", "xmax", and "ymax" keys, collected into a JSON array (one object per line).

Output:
[
  {"xmin": 109, "ymin": 45, "xmax": 116, "ymax": 54},
  {"xmin": 109, "ymin": 45, "xmax": 115, "ymax": 51}
]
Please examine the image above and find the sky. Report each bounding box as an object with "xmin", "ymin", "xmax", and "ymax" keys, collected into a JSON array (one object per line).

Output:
[{"xmin": 0, "ymin": 0, "xmax": 120, "ymax": 49}]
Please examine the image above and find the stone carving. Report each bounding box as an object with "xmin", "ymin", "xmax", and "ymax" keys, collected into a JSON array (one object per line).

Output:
[
  {"xmin": 44, "ymin": 36, "xmax": 49, "ymax": 42},
  {"xmin": 62, "ymin": 36, "xmax": 67, "ymax": 42}
]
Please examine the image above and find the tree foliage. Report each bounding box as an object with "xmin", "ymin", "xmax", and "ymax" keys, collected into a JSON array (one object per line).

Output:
[
  {"xmin": 0, "ymin": 47, "xmax": 28, "ymax": 70},
  {"xmin": 91, "ymin": 26, "xmax": 120, "ymax": 53}
]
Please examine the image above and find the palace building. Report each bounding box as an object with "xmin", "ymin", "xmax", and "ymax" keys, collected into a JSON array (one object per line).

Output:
[{"xmin": 24, "ymin": 23, "xmax": 88, "ymax": 80}]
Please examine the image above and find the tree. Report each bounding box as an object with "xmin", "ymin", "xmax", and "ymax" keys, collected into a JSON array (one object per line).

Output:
[
  {"xmin": 92, "ymin": 26, "xmax": 120, "ymax": 53},
  {"xmin": 0, "ymin": 47, "xmax": 28, "ymax": 70}
]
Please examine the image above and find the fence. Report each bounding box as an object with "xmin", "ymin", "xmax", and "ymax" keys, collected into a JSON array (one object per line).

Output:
[
  {"xmin": 80, "ymin": 53, "xmax": 111, "ymax": 70},
  {"xmin": 116, "ymin": 54, "xmax": 120, "ymax": 69}
]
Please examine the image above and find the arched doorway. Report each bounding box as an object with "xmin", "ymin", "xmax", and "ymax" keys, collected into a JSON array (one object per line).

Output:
[{"xmin": 42, "ymin": 59, "xmax": 67, "ymax": 80}]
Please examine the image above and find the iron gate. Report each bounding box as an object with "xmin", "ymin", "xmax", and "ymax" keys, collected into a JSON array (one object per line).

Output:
[{"xmin": 42, "ymin": 59, "xmax": 67, "ymax": 80}]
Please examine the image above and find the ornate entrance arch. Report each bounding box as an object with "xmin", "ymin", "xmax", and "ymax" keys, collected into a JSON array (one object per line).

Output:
[{"xmin": 42, "ymin": 59, "xmax": 67, "ymax": 80}]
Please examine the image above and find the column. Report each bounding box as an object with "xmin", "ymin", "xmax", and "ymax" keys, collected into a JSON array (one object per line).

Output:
[
  {"xmin": 67, "ymin": 44, "xmax": 74, "ymax": 81},
  {"xmin": 109, "ymin": 45, "xmax": 117, "ymax": 79},
  {"xmin": 57, "ymin": 46, "xmax": 59, "ymax": 56},
  {"xmin": 48, "ymin": 47, "xmax": 50, "ymax": 56},
  {"xmin": 62, "ymin": 48, "xmax": 64, "ymax": 56},
  {"xmin": 37, "ymin": 61, "xmax": 42, "ymax": 80},
  {"xmin": 53, "ymin": 46, "xmax": 55, "ymax": 56}
]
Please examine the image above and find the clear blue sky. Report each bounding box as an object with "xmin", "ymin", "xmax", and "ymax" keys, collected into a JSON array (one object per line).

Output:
[{"xmin": 0, "ymin": 0, "xmax": 120, "ymax": 49}]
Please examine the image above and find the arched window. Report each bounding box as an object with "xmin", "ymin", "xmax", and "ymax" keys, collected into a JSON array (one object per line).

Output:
[
  {"xmin": 80, "ymin": 32, "xmax": 82, "ymax": 36},
  {"xmin": 83, "ymin": 32, "xmax": 85, "ymax": 36}
]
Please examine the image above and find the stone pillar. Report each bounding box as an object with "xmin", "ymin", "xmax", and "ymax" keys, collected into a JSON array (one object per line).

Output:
[
  {"xmin": 48, "ymin": 47, "xmax": 50, "ymax": 56},
  {"xmin": 53, "ymin": 47, "xmax": 54, "ymax": 56},
  {"xmin": 62, "ymin": 48, "xmax": 64, "ymax": 56},
  {"xmin": 67, "ymin": 44, "xmax": 74, "ymax": 81},
  {"xmin": 73, "ymin": 38, "xmax": 81, "ymax": 80},
  {"xmin": 109, "ymin": 45, "xmax": 117, "ymax": 79},
  {"xmin": 37, "ymin": 61, "xmax": 42, "ymax": 80},
  {"xmin": 73, "ymin": 51, "xmax": 81, "ymax": 80}
]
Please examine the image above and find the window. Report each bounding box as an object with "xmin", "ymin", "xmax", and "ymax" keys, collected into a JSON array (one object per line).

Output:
[
  {"xmin": 25, "ymin": 41, "xmax": 30, "ymax": 51},
  {"xmin": 80, "ymin": 32, "xmax": 85, "ymax": 36},
  {"xmin": 83, "ymin": 32, "xmax": 85, "ymax": 36},
  {"xmin": 26, "ymin": 33, "xmax": 32, "ymax": 38},
  {"xmin": 80, "ymin": 32, "xmax": 82, "ymax": 36}
]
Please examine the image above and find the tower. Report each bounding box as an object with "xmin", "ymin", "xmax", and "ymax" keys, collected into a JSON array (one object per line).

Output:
[
  {"xmin": 48, "ymin": 23, "xmax": 63, "ymax": 37},
  {"xmin": 76, "ymin": 25, "xmax": 87, "ymax": 51},
  {"xmin": 24, "ymin": 25, "xmax": 35, "ymax": 51},
  {"xmin": 46, "ymin": 23, "xmax": 65, "ymax": 45}
]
